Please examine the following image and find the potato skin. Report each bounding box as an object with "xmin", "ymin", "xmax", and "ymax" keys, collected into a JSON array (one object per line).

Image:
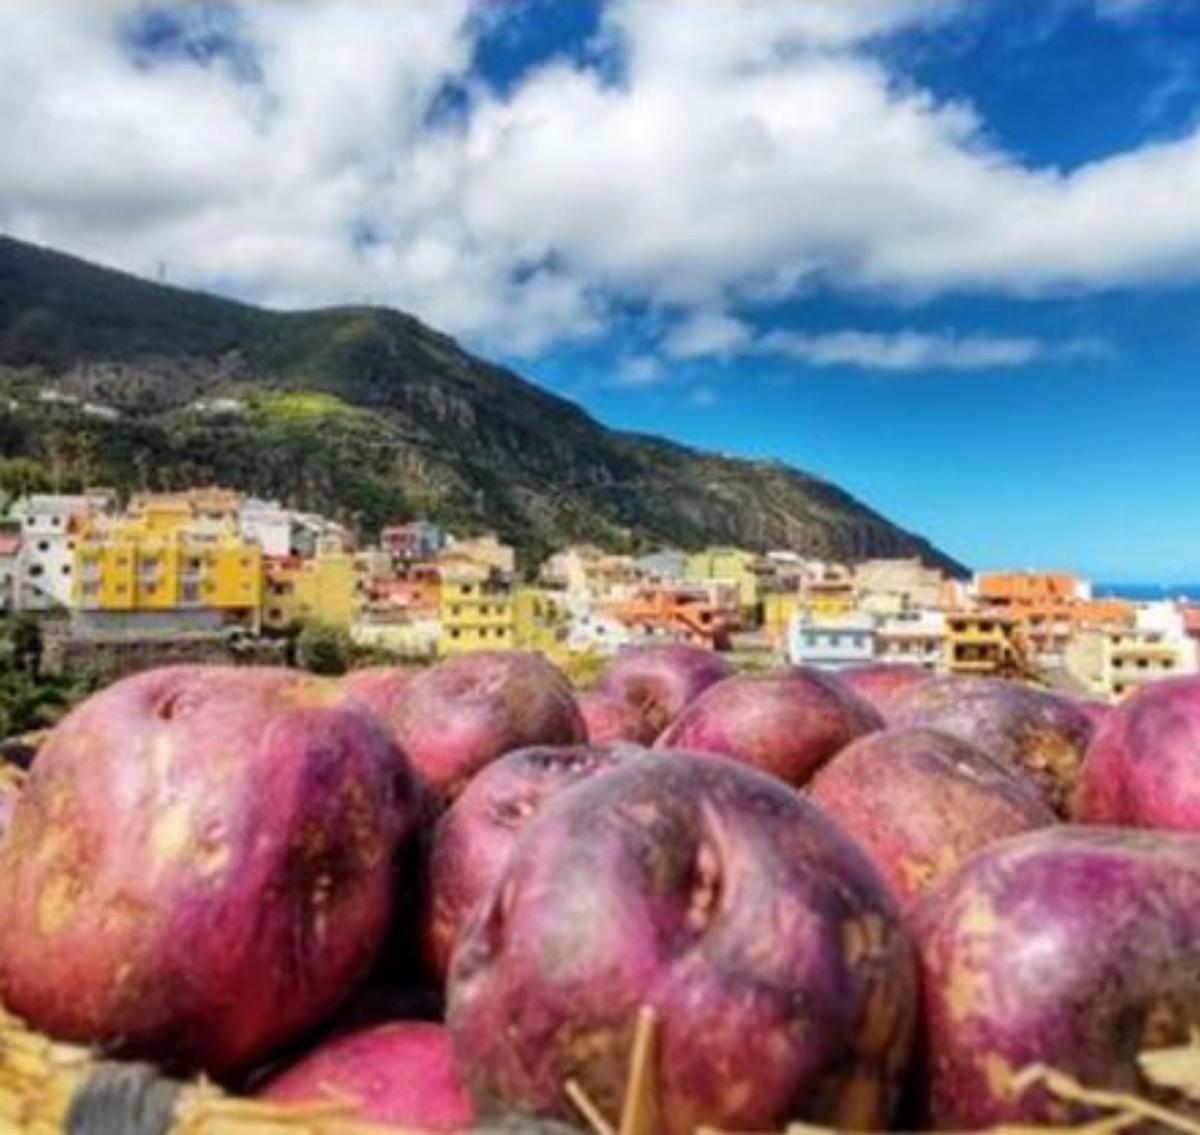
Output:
[
  {"xmin": 1073, "ymin": 676, "xmax": 1200, "ymax": 832},
  {"xmin": 578, "ymin": 690, "xmax": 658, "ymax": 744},
  {"xmin": 424, "ymin": 742, "xmax": 642, "ymax": 981},
  {"xmin": 810, "ymin": 727, "xmax": 1055, "ymax": 908},
  {"xmin": 915, "ymin": 826, "xmax": 1200, "ymax": 1129},
  {"xmin": 389, "ymin": 651, "xmax": 586, "ymax": 798},
  {"xmin": 888, "ymin": 677, "xmax": 1094, "ymax": 814},
  {"xmin": 0, "ymin": 666, "xmax": 416, "ymax": 1078},
  {"xmin": 839, "ymin": 665, "xmax": 935, "ymax": 719},
  {"xmin": 260, "ymin": 1021, "xmax": 476, "ymax": 1130},
  {"xmin": 448, "ymin": 751, "xmax": 916, "ymax": 1135},
  {"xmin": 596, "ymin": 645, "xmax": 733, "ymax": 739},
  {"xmin": 655, "ymin": 667, "xmax": 883, "ymax": 787}
]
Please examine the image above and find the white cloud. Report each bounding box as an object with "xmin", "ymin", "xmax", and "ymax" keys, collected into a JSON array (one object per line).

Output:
[
  {"xmin": 2, "ymin": 0, "xmax": 1200, "ymax": 357},
  {"xmin": 760, "ymin": 329, "xmax": 1044, "ymax": 370},
  {"xmin": 661, "ymin": 311, "xmax": 753, "ymax": 359},
  {"xmin": 614, "ymin": 354, "xmax": 667, "ymax": 386}
]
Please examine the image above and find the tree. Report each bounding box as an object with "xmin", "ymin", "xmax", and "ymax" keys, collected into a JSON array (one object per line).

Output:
[
  {"xmin": 9, "ymin": 615, "xmax": 42, "ymax": 679},
  {"xmin": 296, "ymin": 622, "xmax": 353, "ymax": 676}
]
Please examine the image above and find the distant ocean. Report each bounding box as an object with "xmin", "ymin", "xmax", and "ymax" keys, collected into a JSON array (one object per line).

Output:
[{"xmin": 1096, "ymin": 583, "xmax": 1200, "ymax": 602}]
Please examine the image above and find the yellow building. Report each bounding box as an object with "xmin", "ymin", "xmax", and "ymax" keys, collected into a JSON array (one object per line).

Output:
[
  {"xmin": 763, "ymin": 591, "xmax": 802, "ymax": 645},
  {"xmin": 263, "ymin": 537, "xmax": 359, "ymax": 631},
  {"xmin": 513, "ymin": 586, "xmax": 569, "ymax": 654},
  {"xmin": 74, "ymin": 515, "xmax": 261, "ymax": 628},
  {"xmin": 438, "ymin": 564, "xmax": 515, "ymax": 655},
  {"xmin": 684, "ymin": 548, "xmax": 760, "ymax": 619},
  {"xmin": 943, "ymin": 611, "xmax": 1020, "ymax": 676},
  {"xmin": 128, "ymin": 487, "xmax": 243, "ymax": 531}
]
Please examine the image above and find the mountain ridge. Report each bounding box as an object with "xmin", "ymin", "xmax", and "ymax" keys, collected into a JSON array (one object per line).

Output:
[{"xmin": 0, "ymin": 234, "xmax": 965, "ymax": 575}]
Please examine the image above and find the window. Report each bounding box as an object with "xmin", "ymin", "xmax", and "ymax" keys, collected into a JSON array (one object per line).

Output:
[
  {"xmin": 27, "ymin": 565, "xmax": 42, "ymax": 578},
  {"xmin": 269, "ymin": 608, "xmax": 282, "ymax": 621},
  {"xmin": 61, "ymin": 564, "xmax": 70, "ymax": 575},
  {"xmin": 451, "ymin": 628, "xmax": 461, "ymax": 639},
  {"xmin": 37, "ymin": 541, "xmax": 49, "ymax": 553},
  {"xmin": 50, "ymin": 516, "xmax": 61, "ymax": 528}
]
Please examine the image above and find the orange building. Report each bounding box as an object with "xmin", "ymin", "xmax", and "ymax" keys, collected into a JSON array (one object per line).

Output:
[
  {"xmin": 975, "ymin": 574, "xmax": 1133, "ymax": 664},
  {"xmin": 606, "ymin": 585, "xmax": 730, "ymax": 650},
  {"xmin": 975, "ymin": 571, "xmax": 1083, "ymax": 608}
]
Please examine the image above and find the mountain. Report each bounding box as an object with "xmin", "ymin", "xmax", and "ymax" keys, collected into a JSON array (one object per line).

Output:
[{"xmin": 0, "ymin": 235, "xmax": 965, "ymax": 574}]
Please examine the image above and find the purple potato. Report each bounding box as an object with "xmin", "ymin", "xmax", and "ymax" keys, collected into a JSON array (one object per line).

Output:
[
  {"xmin": 448, "ymin": 751, "xmax": 916, "ymax": 1134},
  {"xmin": 917, "ymin": 825, "xmax": 1200, "ymax": 1128},
  {"xmin": 1073, "ymin": 676, "xmax": 1200, "ymax": 832},
  {"xmin": 838, "ymin": 664, "xmax": 935, "ymax": 719},
  {"xmin": 655, "ymin": 668, "xmax": 883, "ymax": 787},
  {"xmin": 888, "ymin": 677, "xmax": 1094, "ymax": 814},
  {"xmin": 810, "ymin": 727, "xmax": 1056, "ymax": 909},
  {"xmin": 424, "ymin": 742, "xmax": 642, "ymax": 981},
  {"xmin": 596, "ymin": 645, "xmax": 732, "ymax": 738},
  {"xmin": 388, "ymin": 652, "xmax": 586, "ymax": 798}
]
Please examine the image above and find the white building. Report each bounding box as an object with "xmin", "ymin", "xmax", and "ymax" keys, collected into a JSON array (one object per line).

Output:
[
  {"xmin": 876, "ymin": 610, "xmax": 945, "ymax": 670},
  {"xmin": 565, "ymin": 597, "xmax": 634, "ymax": 655},
  {"xmin": 787, "ymin": 612, "xmax": 876, "ymax": 670},
  {"xmin": 238, "ymin": 498, "xmax": 295, "ymax": 558},
  {"xmin": 1065, "ymin": 619, "xmax": 1198, "ymax": 701},
  {"xmin": 10, "ymin": 492, "xmax": 116, "ymax": 610}
]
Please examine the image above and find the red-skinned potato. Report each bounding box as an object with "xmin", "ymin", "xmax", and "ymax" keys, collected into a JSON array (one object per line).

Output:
[
  {"xmin": 655, "ymin": 667, "xmax": 882, "ymax": 787},
  {"xmin": 260, "ymin": 1022, "xmax": 475, "ymax": 1131},
  {"xmin": 887, "ymin": 676, "xmax": 1094, "ymax": 814},
  {"xmin": 1073, "ymin": 676, "xmax": 1200, "ymax": 831},
  {"xmin": 0, "ymin": 666, "xmax": 417, "ymax": 1078},
  {"xmin": 577, "ymin": 689, "xmax": 657, "ymax": 744},
  {"xmin": 810, "ymin": 727, "xmax": 1055, "ymax": 908},
  {"xmin": 338, "ymin": 665, "xmax": 415, "ymax": 721},
  {"xmin": 916, "ymin": 826, "xmax": 1200, "ymax": 1128},
  {"xmin": 838, "ymin": 664, "xmax": 934, "ymax": 719},
  {"xmin": 425, "ymin": 742, "xmax": 641, "ymax": 981},
  {"xmin": 448, "ymin": 751, "xmax": 916, "ymax": 1134},
  {"xmin": 388, "ymin": 652, "xmax": 585, "ymax": 797},
  {"xmin": 596, "ymin": 645, "xmax": 732, "ymax": 737}
]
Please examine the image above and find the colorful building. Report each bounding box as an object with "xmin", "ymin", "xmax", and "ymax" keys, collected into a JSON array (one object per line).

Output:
[
  {"xmin": 606, "ymin": 585, "xmax": 730, "ymax": 650},
  {"xmin": 876, "ymin": 610, "xmax": 945, "ymax": 670},
  {"xmin": 854, "ymin": 558, "xmax": 946, "ymax": 611},
  {"xmin": 800, "ymin": 564, "xmax": 857, "ymax": 618},
  {"xmin": 513, "ymin": 587, "xmax": 570, "ymax": 654},
  {"xmin": 974, "ymin": 571, "xmax": 1088, "ymax": 608},
  {"xmin": 381, "ymin": 521, "xmax": 450, "ymax": 561},
  {"xmin": 763, "ymin": 590, "xmax": 803, "ymax": 646},
  {"xmin": 684, "ymin": 547, "xmax": 760, "ymax": 620},
  {"xmin": 262, "ymin": 537, "xmax": 358, "ymax": 632},
  {"xmin": 128, "ymin": 487, "xmax": 243, "ymax": 530},
  {"xmin": 444, "ymin": 534, "xmax": 516, "ymax": 577},
  {"xmin": 73, "ymin": 514, "xmax": 261, "ymax": 632},
  {"xmin": 943, "ymin": 611, "xmax": 1022, "ymax": 676},
  {"xmin": 787, "ymin": 613, "xmax": 876, "ymax": 670},
  {"xmin": 12, "ymin": 491, "xmax": 116, "ymax": 610},
  {"xmin": 1065, "ymin": 623, "xmax": 1196, "ymax": 701},
  {"xmin": 438, "ymin": 563, "xmax": 515, "ymax": 655}
]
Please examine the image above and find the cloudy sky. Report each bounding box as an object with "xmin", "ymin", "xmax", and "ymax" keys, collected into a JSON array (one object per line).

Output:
[{"xmin": 3, "ymin": 0, "xmax": 1200, "ymax": 580}]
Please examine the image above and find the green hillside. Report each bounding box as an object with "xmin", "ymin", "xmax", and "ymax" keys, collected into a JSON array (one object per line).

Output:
[{"xmin": 0, "ymin": 235, "xmax": 965, "ymax": 574}]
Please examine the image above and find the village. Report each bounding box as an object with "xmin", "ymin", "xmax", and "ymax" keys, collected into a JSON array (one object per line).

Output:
[{"xmin": 0, "ymin": 485, "xmax": 1194, "ymax": 702}]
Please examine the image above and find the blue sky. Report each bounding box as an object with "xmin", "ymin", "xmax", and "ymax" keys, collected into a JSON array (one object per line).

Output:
[{"xmin": 2, "ymin": 1, "xmax": 1200, "ymax": 580}]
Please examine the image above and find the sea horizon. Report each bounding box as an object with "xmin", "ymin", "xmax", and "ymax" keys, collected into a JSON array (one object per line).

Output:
[{"xmin": 1095, "ymin": 582, "xmax": 1200, "ymax": 602}]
